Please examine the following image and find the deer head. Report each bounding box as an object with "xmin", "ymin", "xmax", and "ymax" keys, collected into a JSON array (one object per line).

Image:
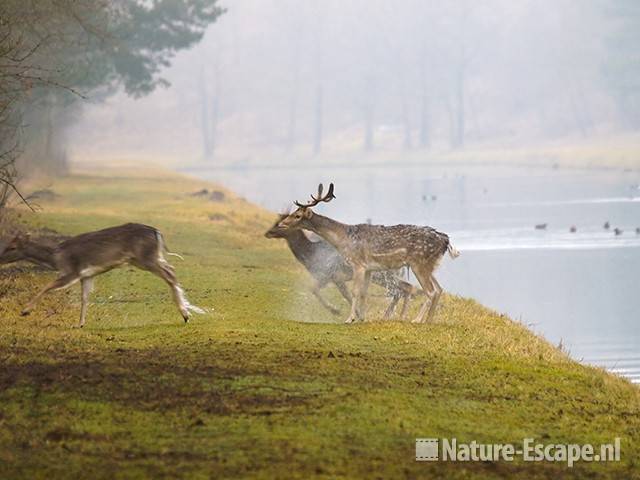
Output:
[
  {"xmin": 277, "ymin": 183, "xmax": 336, "ymax": 231},
  {"xmin": 0, "ymin": 233, "xmax": 30, "ymax": 263},
  {"xmin": 264, "ymin": 213, "xmax": 289, "ymax": 238}
]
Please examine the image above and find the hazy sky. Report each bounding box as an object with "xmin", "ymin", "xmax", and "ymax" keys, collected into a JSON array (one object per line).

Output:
[{"xmin": 68, "ymin": 0, "xmax": 630, "ymax": 164}]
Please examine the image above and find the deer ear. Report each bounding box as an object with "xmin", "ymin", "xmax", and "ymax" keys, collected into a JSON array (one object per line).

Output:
[{"xmin": 303, "ymin": 208, "xmax": 313, "ymax": 219}]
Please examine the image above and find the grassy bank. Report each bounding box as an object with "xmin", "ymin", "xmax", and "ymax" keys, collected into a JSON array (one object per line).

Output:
[{"xmin": 1, "ymin": 168, "xmax": 639, "ymax": 479}]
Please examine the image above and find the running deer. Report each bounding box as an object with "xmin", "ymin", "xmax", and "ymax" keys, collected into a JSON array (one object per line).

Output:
[
  {"xmin": 265, "ymin": 214, "xmax": 421, "ymax": 318},
  {"xmin": 277, "ymin": 184, "xmax": 459, "ymax": 323},
  {"xmin": 0, "ymin": 223, "xmax": 203, "ymax": 327}
]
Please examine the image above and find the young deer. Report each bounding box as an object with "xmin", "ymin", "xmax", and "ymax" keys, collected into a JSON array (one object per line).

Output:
[
  {"xmin": 277, "ymin": 184, "xmax": 459, "ymax": 324},
  {"xmin": 0, "ymin": 223, "xmax": 203, "ymax": 327},
  {"xmin": 265, "ymin": 214, "xmax": 421, "ymax": 318}
]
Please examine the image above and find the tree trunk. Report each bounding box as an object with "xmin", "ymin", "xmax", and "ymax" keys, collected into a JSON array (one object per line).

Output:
[
  {"xmin": 287, "ymin": 84, "xmax": 297, "ymax": 149},
  {"xmin": 210, "ymin": 91, "xmax": 219, "ymax": 156},
  {"xmin": 402, "ymin": 95, "xmax": 412, "ymax": 150},
  {"xmin": 363, "ymin": 76, "xmax": 375, "ymax": 152},
  {"xmin": 452, "ymin": 67, "xmax": 465, "ymax": 148},
  {"xmin": 418, "ymin": 47, "xmax": 430, "ymax": 150},
  {"xmin": 313, "ymin": 84, "xmax": 323, "ymax": 155},
  {"xmin": 446, "ymin": 96, "xmax": 456, "ymax": 148},
  {"xmin": 209, "ymin": 60, "xmax": 221, "ymax": 158},
  {"xmin": 364, "ymin": 104, "xmax": 374, "ymax": 152},
  {"xmin": 198, "ymin": 67, "xmax": 212, "ymax": 159},
  {"xmin": 287, "ymin": 40, "xmax": 300, "ymax": 150},
  {"xmin": 419, "ymin": 87, "xmax": 429, "ymax": 149},
  {"xmin": 43, "ymin": 94, "xmax": 67, "ymax": 175}
]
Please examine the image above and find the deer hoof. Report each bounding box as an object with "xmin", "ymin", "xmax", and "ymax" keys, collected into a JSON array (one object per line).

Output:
[{"xmin": 344, "ymin": 317, "xmax": 355, "ymax": 324}]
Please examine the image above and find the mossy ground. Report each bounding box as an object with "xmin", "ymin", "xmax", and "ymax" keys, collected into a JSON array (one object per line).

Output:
[{"xmin": 1, "ymin": 168, "xmax": 639, "ymax": 479}]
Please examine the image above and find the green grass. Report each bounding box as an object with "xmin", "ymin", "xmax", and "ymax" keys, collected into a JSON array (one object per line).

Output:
[{"xmin": 1, "ymin": 169, "xmax": 639, "ymax": 479}]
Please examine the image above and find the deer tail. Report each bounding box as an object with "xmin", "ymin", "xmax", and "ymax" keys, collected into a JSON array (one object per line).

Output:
[
  {"xmin": 156, "ymin": 230, "xmax": 184, "ymax": 260},
  {"xmin": 447, "ymin": 243, "xmax": 460, "ymax": 259}
]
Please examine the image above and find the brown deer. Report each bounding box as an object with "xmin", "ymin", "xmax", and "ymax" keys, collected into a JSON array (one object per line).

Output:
[
  {"xmin": 0, "ymin": 223, "xmax": 203, "ymax": 327},
  {"xmin": 277, "ymin": 184, "xmax": 459, "ymax": 324},
  {"xmin": 265, "ymin": 214, "xmax": 421, "ymax": 318}
]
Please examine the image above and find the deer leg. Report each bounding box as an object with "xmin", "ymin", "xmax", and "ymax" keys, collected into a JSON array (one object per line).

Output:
[
  {"xmin": 410, "ymin": 264, "xmax": 437, "ymax": 324},
  {"xmin": 424, "ymin": 276, "xmax": 443, "ymax": 323},
  {"xmin": 398, "ymin": 292, "xmax": 411, "ymax": 320},
  {"xmin": 21, "ymin": 273, "xmax": 79, "ymax": 316},
  {"xmin": 382, "ymin": 295, "xmax": 400, "ymax": 320},
  {"xmin": 359, "ymin": 271, "xmax": 372, "ymax": 321},
  {"xmin": 78, "ymin": 277, "xmax": 94, "ymax": 328},
  {"xmin": 311, "ymin": 280, "xmax": 340, "ymax": 315},
  {"xmin": 334, "ymin": 281, "xmax": 352, "ymax": 305},
  {"xmin": 160, "ymin": 267, "xmax": 191, "ymax": 322},
  {"xmin": 138, "ymin": 259, "xmax": 191, "ymax": 322},
  {"xmin": 346, "ymin": 267, "xmax": 366, "ymax": 324},
  {"xmin": 398, "ymin": 281, "xmax": 420, "ymax": 320}
]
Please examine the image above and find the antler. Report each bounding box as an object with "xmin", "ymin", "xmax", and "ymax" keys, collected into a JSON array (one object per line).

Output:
[{"xmin": 294, "ymin": 183, "xmax": 336, "ymax": 208}]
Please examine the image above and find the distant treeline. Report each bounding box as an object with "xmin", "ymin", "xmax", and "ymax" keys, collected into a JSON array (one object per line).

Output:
[{"xmin": 158, "ymin": 0, "xmax": 640, "ymax": 159}]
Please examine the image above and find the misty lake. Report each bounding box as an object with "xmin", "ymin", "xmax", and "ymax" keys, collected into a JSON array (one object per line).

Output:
[{"xmin": 185, "ymin": 162, "xmax": 640, "ymax": 383}]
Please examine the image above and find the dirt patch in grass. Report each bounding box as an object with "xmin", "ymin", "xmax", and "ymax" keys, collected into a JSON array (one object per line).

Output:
[{"xmin": 0, "ymin": 346, "xmax": 331, "ymax": 418}]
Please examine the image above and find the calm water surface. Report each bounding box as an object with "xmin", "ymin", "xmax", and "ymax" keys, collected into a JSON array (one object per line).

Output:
[{"xmin": 185, "ymin": 163, "xmax": 640, "ymax": 383}]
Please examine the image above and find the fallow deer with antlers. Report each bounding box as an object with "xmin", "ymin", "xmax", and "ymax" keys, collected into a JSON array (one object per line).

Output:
[
  {"xmin": 0, "ymin": 223, "xmax": 203, "ymax": 327},
  {"xmin": 265, "ymin": 214, "xmax": 421, "ymax": 318},
  {"xmin": 276, "ymin": 184, "xmax": 459, "ymax": 323}
]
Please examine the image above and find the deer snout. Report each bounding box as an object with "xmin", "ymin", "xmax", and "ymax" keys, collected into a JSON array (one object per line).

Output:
[
  {"xmin": 277, "ymin": 219, "xmax": 293, "ymax": 230},
  {"xmin": 265, "ymin": 226, "xmax": 286, "ymax": 238}
]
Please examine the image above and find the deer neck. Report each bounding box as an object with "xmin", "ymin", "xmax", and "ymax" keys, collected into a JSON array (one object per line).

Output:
[
  {"xmin": 306, "ymin": 213, "xmax": 349, "ymax": 251},
  {"xmin": 283, "ymin": 231, "xmax": 316, "ymax": 262},
  {"xmin": 24, "ymin": 242, "xmax": 57, "ymax": 269}
]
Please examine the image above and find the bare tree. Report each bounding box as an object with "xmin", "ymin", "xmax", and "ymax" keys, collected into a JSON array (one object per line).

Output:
[
  {"xmin": 199, "ymin": 66, "xmax": 213, "ymax": 159},
  {"xmin": 0, "ymin": 2, "xmax": 71, "ymax": 213},
  {"xmin": 2, "ymin": 0, "xmax": 222, "ymax": 176}
]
